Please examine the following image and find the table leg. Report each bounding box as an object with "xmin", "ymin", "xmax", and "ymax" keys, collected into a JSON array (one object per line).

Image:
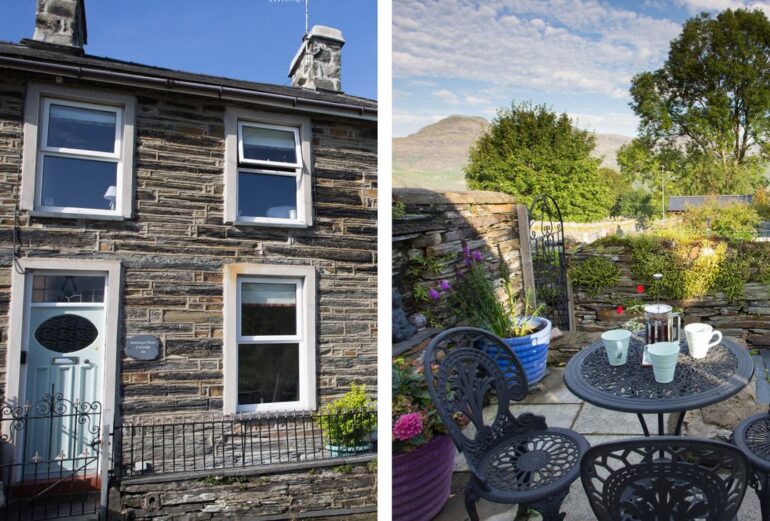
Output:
[
  {"xmin": 674, "ymin": 411, "xmax": 686, "ymax": 435},
  {"xmin": 637, "ymin": 414, "xmax": 650, "ymax": 436},
  {"xmin": 658, "ymin": 414, "xmax": 664, "ymax": 436}
]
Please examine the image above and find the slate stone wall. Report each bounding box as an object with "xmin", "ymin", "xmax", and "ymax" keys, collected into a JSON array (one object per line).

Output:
[
  {"xmin": 571, "ymin": 249, "xmax": 770, "ymax": 349},
  {"xmin": 392, "ymin": 189, "xmax": 525, "ymax": 334},
  {"xmin": 0, "ymin": 68, "xmax": 377, "ymax": 416},
  {"xmin": 115, "ymin": 460, "xmax": 377, "ymax": 520}
]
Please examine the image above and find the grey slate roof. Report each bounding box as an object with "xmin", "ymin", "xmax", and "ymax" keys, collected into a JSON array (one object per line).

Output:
[
  {"xmin": 667, "ymin": 195, "xmax": 753, "ymax": 212},
  {"xmin": 0, "ymin": 40, "xmax": 376, "ymax": 112}
]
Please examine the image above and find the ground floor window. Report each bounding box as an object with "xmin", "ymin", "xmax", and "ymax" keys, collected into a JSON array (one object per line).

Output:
[{"xmin": 224, "ymin": 264, "xmax": 317, "ymax": 414}]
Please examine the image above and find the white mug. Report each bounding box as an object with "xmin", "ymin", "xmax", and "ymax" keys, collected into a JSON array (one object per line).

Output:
[{"xmin": 684, "ymin": 323, "xmax": 722, "ymax": 359}]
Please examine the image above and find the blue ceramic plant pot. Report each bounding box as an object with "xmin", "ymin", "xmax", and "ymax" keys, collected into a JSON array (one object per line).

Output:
[{"xmin": 497, "ymin": 317, "xmax": 552, "ymax": 385}]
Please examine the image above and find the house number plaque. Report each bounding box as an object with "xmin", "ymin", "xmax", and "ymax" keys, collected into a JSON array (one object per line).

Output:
[{"xmin": 126, "ymin": 336, "xmax": 160, "ymax": 361}]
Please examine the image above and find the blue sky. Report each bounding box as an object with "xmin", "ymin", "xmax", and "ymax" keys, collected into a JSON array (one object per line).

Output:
[
  {"xmin": 393, "ymin": 0, "xmax": 770, "ymax": 137},
  {"xmin": 0, "ymin": 0, "xmax": 377, "ymax": 100}
]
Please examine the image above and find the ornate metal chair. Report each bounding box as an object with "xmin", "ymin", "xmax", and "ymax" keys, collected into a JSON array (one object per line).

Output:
[
  {"xmin": 732, "ymin": 411, "xmax": 770, "ymax": 520},
  {"xmin": 423, "ymin": 327, "xmax": 589, "ymax": 521},
  {"xmin": 581, "ymin": 436, "xmax": 749, "ymax": 521}
]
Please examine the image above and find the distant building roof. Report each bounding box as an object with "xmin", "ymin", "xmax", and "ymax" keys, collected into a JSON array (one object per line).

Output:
[{"xmin": 667, "ymin": 195, "xmax": 753, "ymax": 212}]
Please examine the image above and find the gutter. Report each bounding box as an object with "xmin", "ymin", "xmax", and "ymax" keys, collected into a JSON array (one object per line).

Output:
[{"xmin": 0, "ymin": 54, "xmax": 377, "ymax": 121}]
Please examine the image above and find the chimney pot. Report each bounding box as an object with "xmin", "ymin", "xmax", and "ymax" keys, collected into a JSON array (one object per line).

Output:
[
  {"xmin": 29, "ymin": 0, "xmax": 87, "ymax": 52},
  {"xmin": 289, "ymin": 25, "xmax": 345, "ymax": 93}
]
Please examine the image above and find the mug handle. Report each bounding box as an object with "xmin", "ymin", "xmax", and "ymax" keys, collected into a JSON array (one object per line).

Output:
[
  {"xmin": 615, "ymin": 341, "xmax": 624, "ymax": 361},
  {"xmin": 708, "ymin": 331, "xmax": 723, "ymax": 348}
]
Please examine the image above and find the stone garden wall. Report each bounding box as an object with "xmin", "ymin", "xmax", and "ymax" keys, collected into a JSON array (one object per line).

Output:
[
  {"xmin": 570, "ymin": 249, "xmax": 770, "ymax": 349},
  {"xmin": 392, "ymin": 189, "xmax": 528, "ymax": 354},
  {"xmin": 552, "ymin": 218, "xmax": 637, "ymax": 244}
]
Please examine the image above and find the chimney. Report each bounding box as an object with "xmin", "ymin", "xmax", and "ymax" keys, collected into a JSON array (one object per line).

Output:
[
  {"xmin": 289, "ymin": 25, "xmax": 345, "ymax": 92},
  {"xmin": 27, "ymin": 0, "xmax": 88, "ymax": 53}
]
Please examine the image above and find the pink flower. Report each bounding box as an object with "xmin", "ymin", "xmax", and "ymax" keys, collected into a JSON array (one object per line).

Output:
[
  {"xmin": 616, "ymin": 305, "xmax": 624, "ymax": 315},
  {"xmin": 636, "ymin": 284, "xmax": 644, "ymax": 294},
  {"xmin": 428, "ymin": 288, "xmax": 441, "ymax": 300},
  {"xmin": 393, "ymin": 413, "xmax": 423, "ymax": 441}
]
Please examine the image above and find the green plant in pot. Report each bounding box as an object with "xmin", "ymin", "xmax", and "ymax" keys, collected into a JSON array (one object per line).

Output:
[
  {"xmin": 318, "ymin": 384, "xmax": 376, "ymax": 457},
  {"xmin": 438, "ymin": 243, "xmax": 552, "ymax": 384}
]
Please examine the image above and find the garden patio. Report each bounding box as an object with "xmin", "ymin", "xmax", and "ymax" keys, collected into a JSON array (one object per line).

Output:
[{"xmin": 434, "ymin": 356, "xmax": 768, "ymax": 520}]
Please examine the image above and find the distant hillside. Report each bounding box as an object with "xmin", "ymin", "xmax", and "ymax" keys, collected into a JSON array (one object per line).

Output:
[{"xmin": 393, "ymin": 115, "xmax": 633, "ymax": 191}]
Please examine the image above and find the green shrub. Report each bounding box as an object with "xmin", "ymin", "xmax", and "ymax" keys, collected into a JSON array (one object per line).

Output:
[
  {"xmin": 681, "ymin": 200, "xmax": 760, "ymax": 241},
  {"xmin": 569, "ymin": 257, "xmax": 621, "ymax": 296},
  {"xmin": 318, "ymin": 384, "xmax": 376, "ymax": 448}
]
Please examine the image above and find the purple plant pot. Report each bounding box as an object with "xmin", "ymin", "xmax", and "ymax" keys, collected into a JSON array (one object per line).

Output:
[{"xmin": 392, "ymin": 434, "xmax": 455, "ymax": 521}]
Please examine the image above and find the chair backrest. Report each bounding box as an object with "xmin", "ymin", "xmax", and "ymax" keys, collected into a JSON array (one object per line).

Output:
[
  {"xmin": 581, "ymin": 436, "xmax": 749, "ymax": 521},
  {"xmin": 423, "ymin": 327, "xmax": 545, "ymax": 477}
]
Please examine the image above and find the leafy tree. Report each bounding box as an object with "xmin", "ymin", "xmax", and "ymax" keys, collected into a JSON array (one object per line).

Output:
[
  {"xmin": 624, "ymin": 8, "xmax": 770, "ymax": 195},
  {"xmin": 612, "ymin": 188, "xmax": 660, "ymax": 221},
  {"xmin": 465, "ymin": 102, "xmax": 613, "ymax": 222}
]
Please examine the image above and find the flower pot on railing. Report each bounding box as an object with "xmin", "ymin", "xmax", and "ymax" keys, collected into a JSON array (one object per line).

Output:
[{"xmin": 392, "ymin": 434, "xmax": 455, "ymax": 521}]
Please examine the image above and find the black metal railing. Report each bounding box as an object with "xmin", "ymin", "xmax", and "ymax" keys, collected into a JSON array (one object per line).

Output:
[
  {"xmin": 0, "ymin": 394, "xmax": 103, "ymax": 520},
  {"xmin": 114, "ymin": 408, "xmax": 377, "ymax": 478}
]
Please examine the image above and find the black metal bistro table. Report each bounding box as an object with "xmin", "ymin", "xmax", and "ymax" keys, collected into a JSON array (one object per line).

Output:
[{"xmin": 564, "ymin": 335, "xmax": 754, "ymax": 436}]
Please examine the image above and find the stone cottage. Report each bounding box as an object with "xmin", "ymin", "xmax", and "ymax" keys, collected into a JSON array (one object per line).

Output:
[{"xmin": 0, "ymin": 0, "xmax": 377, "ymax": 519}]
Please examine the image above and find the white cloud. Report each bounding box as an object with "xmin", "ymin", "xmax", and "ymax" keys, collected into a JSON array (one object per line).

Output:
[
  {"xmin": 393, "ymin": 0, "xmax": 681, "ymax": 98},
  {"xmin": 464, "ymin": 94, "xmax": 491, "ymax": 105},
  {"xmin": 568, "ymin": 111, "xmax": 640, "ymax": 136},
  {"xmin": 675, "ymin": 0, "xmax": 770, "ymax": 14},
  {"xmin": 432, "ymin": 89, "xmax": 461, "ymax": 104}
]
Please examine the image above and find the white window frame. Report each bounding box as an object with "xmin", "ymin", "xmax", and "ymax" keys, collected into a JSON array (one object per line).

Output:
[
  {"xmin": 224, "ymin": 107, "xmax": 313, "ymax": 228},
  {"xmin": 223, "ymin": 264, "xmax": 317, "ymax": 414},
  {"xmin": 21, "ymin": 82, "xmax": 136, "ymax": 220},
  {"xmin": 237, "ymin": 121, "xmax": 302, "ymax": 170}
]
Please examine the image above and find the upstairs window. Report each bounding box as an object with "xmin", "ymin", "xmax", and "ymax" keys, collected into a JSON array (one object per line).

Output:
[
  {"xmin": 40, "ymin": 100, "xmax": 122, "ymax": 213},
  {"xmin": 21, "ymin": 83, "xmax": 136, "ymax": 219},
  {"xmin": 225, "ymin": 108, "xmax": 312, "ymax": 227}
]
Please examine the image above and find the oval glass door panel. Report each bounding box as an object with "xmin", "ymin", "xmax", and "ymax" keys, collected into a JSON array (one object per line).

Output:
[{"xmin": 34, "ymin": 314, "xmax": 98, "ymax": 353}]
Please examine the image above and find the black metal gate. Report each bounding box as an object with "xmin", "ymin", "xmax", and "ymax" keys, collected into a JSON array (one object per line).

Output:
[
  {"xmin": 529, "ymin": 195, "xmax": 571, "ymax": 330},
  {"xmin": 0, "ymin": 393, "xmax": 103, "ymax": 520}
]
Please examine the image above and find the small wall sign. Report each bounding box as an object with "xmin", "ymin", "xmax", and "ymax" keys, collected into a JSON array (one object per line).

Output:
[{"xmin": 126, "ymin": 336, "xmax": 160, "ymax": 361}]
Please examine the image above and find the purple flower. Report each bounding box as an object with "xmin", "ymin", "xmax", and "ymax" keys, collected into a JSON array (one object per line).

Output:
[
  {"xmin": 471, "ymin": 250, "xmax": 483, "ymax": 263},
  {"xmin": 438, "ymin": 279, "xmax": 451, "ymax": 292},
  {"xmin": 393, "ymin": 413, "xmax": 423, "ymax": 441},
  {"xmin": 462, "ymin": 243, "xmax": 471, "ymax": 267},
  {"xmin": 428, "ymin": 288, "xmax": 441, "ymax": 300}
]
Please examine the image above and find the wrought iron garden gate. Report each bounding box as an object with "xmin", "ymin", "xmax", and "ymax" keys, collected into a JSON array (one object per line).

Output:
[
  {"xmin": 528, "ymin": 195, "xmax": 571, "ymax": 330},
  {"xmin": 0, "ymin": 392, "xmax": 103, "ymax": 520}
]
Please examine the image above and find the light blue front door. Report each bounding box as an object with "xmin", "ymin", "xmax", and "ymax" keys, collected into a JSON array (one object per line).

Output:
[{"xmin": 22, "ymin": 274, "xmax": 105, "ymax": 477}]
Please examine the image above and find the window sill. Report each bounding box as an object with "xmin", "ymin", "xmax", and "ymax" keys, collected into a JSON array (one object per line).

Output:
[
  {"xmin": 29, "ymin": 210, "xmax": 129, "ymax": 221},
  {"xmin": 230, "ymin": 220, "xmax": 310, "ymax": 229}
]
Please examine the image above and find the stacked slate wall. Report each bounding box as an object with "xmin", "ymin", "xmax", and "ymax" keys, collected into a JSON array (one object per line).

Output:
[
  {"xmin": 571, "ymin": 248, "xmax": 770, "ymax": 349},
  {"xmin": 392, "ymin": 189, "xmax": 526, "ymax": 355}
]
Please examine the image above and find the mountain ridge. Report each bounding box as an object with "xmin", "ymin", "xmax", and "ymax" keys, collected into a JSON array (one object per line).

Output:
[{"xmin": 393, "ymin": 115, "xmax": 634, "ymax": 191}]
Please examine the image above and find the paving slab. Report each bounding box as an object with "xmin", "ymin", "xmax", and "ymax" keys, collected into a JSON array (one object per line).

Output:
[
  {"xmin": 520, "ymin": 367, "xmax": 583, "ymax": 405},
  {"xmin": 572, "ymin": 403, "xmax": 671, "ymax": 435},
  {"xmin": 509, "ymin": 403, "xmax": 582, "ymax": 429}
]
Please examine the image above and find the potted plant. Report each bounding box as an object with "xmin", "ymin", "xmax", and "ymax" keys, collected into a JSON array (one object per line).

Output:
[
  {"xmin": 392, "ymin": 358, "xmax": 459, "ymax": 521},
  {"xmin": 318, "ymin": 384, "xmax": 376, "ymax": 457},
  {"xmin": 434, "ymin": 244, "xmax": 552, "ymax": 384}
]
